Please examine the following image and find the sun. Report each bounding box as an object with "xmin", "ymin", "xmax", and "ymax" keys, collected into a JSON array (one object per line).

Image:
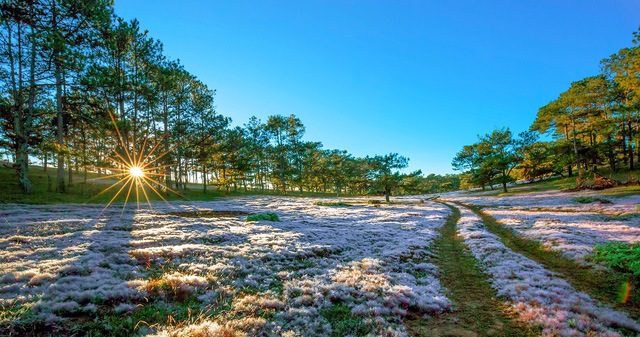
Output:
[
  {"xmin": 87, "ymin": 111, "xmax": 183, "ymax": 216},
  {"xmin": 129, "ymin": 166, "xmax": 145, "ymax": 178}
]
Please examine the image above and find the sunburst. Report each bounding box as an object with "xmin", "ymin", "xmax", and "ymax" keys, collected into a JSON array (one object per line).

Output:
[{"xmin": 87, "ymin": 111, "xmax": 183, "ymax": 216}]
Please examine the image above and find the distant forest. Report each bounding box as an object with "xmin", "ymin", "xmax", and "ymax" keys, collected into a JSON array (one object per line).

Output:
[
  {"xmin": 453, "ymin": 27, "xmax": 640, "ymax": 192},
  {"xmin": 0, "ymin": 0, "xmax": 460, "ymax": 199}
]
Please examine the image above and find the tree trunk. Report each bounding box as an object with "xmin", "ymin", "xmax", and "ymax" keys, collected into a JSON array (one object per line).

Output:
[
  {"xmin": 82, "ymin": 126, "xmax": 87, "ymax": 183},
  {"xmin": 629, "ymin": 119, "xmax": 634, "ymax": 171},
  {"xmin": 55, "ymin": 63, "xmax": 65, "ymax": 191},
  {"xmin": 607, "ymin": 136, "xmax": 617, "ymax": 172},
  {"xmin": 67, "ymin": 154, "xmax": 72, "ymax": 186},
  {"xmin": 571, "ymin": 116, "xmax": 581, "ymax": 174},
  {"xmin": 52, "ymin": 1, "xmax": 66, "ymax": 192},
  {"xmin": 177, "ymin": 109, "xmax": 183, "ymax": 192},
  {"xmin": 163, "ymin": 97, "xmax": 171, "ymax": 194},
  {"xmin": 17, "ymin": 13, "xmax": 38, "ymax": 194},
  {"xmin": 564, "ymin": 125, "xmax": 573, "ymax": 177},
  {"xmin": 7, "ymin": 9, "xmax": 33, "ymax": 194},
  {"xmin": 203, "ymin": 168, "xmax": 207, "ymax": 194},
  {"xmin": 385, "ymin": 186, "xmax": 390, "ymax": 202}
]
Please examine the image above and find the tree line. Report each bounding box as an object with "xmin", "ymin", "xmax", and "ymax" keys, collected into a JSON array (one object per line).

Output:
[
  {"xmin": 453, "ymin": 27, "xmax": 640, "ymax": 192},
  {"xmin": 0, "ymin": 0, "xmax": 460, "ymax": 200}
]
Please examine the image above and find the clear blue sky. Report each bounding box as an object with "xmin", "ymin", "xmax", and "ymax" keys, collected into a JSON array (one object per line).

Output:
[{"xmin": 114, "ymin": 0, "xmax": 640, "ymax": 174}]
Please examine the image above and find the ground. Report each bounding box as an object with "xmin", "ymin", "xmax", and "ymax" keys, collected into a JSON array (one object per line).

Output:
[{"xmin": 1, "ymin": 183, "xmax": 640, "ymax": 336}]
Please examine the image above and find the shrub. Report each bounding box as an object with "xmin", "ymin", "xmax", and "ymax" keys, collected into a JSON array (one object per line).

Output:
[
  {"xmin": 313, "ymin": 202, "xmax": 351, "ymax": 207},
  {"xmin": 246, "ymin": 213, "xmax": 280, "ymax": 222},
  {"xmin": 593, "ymin": 242, "xmax": 640, "ymax": 275},
  {"xmin": 593, "ymin": 177, "xmax": 616, "ymax": 190},
  {"xmin": 367, "ymin": 200, "xmax": 381, "ymax": 204}
]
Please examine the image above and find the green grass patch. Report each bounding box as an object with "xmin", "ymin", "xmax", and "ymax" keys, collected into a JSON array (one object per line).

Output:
[
  {"xmin": 246, "ymin": 213, "xmax": 280, "ymax": 222},
  {"xmin": 573, "ymin": 196, "xmax": 611, "ymax": 204},
  {"xmin": 320, "ymin": 304, "xmax": 372, "ymax": 337},
  {"xmin": 406, "ymin": 203, "xmax": 539, "ymax": 337},
  {"xmin": 598, "ymin": 185, "xmax": 640, "ymax": 198},
  {"xmin": 594, "ymin": 242, "xmax": 640, "ymax": 276},
  {"xmin": 313, "ymin": 202, "xmax": 352, "ymax": 207}
]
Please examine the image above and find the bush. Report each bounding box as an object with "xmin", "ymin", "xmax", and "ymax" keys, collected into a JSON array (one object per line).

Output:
[
  {"xmin": 367, "ymin": 200, "xmax": 381, "ymax": 204},
  {"xmin": 313, "ymin": 202, "xmax": 352, "ymax": 207},
  {"xmin": 246, "ymin": 213, "xmax": 280, "ymax": 222},
  {"xmin": 593, "ymin": 242, "xmax": 640, "ymax": 275}
]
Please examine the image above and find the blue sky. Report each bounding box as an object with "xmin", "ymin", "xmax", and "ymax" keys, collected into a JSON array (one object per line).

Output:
[{"xmin": 114, "ymin": 0, "xmax": 640, "ymax": 174}]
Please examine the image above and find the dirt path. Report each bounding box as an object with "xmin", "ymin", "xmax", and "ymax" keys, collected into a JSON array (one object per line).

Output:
[
  {"xmin": 405, "ymin": 203, "xmax": 538, "ymax": 337},
  {"xmin": 458, "ymin": 202, "xmax": 640, "ymax": 322}
]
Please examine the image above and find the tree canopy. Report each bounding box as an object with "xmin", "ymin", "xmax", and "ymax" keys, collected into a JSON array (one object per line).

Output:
[
  {"xmin": 454, "ymin": 26, "xmax": 640, "ymax": 191},
  {"xmin": 0, "ymin": 0, "xmax": 460, "ymax": 199}
]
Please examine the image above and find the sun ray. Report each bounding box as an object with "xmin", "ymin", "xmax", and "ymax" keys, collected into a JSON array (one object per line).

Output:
[
  {"xmin": 138, "ymin": 178, "xmax": 154, "ymax": 208},
  {"xmin": 141, "ymin": 172, "xmax": 170, "ymax": 178},
  {"xmin": 102, "ymin": 176, "xmax": 134, "ymax": 213},
  {"xmin": 143, "ymin": 175, "xmax": 184, "ymax": 197},
  {"xmin": 140, "ymin": 163, "xmax": 175, "ymax": 172},
  {"xmin": 138, "ymin": 132, "xmax": 168, "ymax": 167},
  {"xmin": 107, "ymin": 151, "xmax": 132, "ymax": 171},
  {"xmin": 135, "ymin": 177, "xmax": 140, "ymax": 209},
  {"xmin": 136, "ymin": 131, "xmax": 150, "ymax": 167},
  {"xmin": 86, "ymin": 174, "xmax": 134, "ymax": 202},
  {"xmin": 141, "ymin": 178, "xmax": 170, "ymax": 206},
  {"xmin": 95, "ymin": 113, "xmax": 184, "ymax": 214},
  {"xmin": 140, "ymin": 149, "xmax": 172, "ymax": 169},
  {"xmin": 96, "ymin": 161, "xmax": 130, "ymax": 170},
  {"xmin": 108, "ymin": 111, "xmax": 135, "ymax": 167},
  {"xmin": 93, "ymin": 166, "xmax": 130, "ymax": 173},
  {"xmin": 120, "ymin": 177, "xmax": 136, "ymax": 218},
  {"xmin": 85, "ymin": 172, "xmax": 128, "ymax": 183}
]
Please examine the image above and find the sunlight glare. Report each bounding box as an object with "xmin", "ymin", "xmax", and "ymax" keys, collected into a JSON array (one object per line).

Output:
[{"xmin": 130, "ymin": 166, "xmax": 145, "ymax": 178}]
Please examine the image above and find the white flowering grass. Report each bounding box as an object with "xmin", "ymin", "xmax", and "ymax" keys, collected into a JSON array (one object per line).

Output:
[
  {"xmin": 0, "ymin": 197, "xmax": 451, "ymax": 336},
  {"xmin": 486, "ymin": 208, "xmax": 640, "ymax": 265},
  {"xmin": 454, "ymin": 204, "xmax": 640, "ymax": 336},
  {"xmin": 441, "ymin": 188, "xmax": 640, "ymax": 266},
  {"xmin": 444, "ymin": 188, "xmax": 640, "ymax": 215}
]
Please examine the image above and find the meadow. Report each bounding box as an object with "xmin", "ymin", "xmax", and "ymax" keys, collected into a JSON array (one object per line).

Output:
[{"xmin": 2, "ymin": 182, "xmax": 640, "ymax": 336}]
